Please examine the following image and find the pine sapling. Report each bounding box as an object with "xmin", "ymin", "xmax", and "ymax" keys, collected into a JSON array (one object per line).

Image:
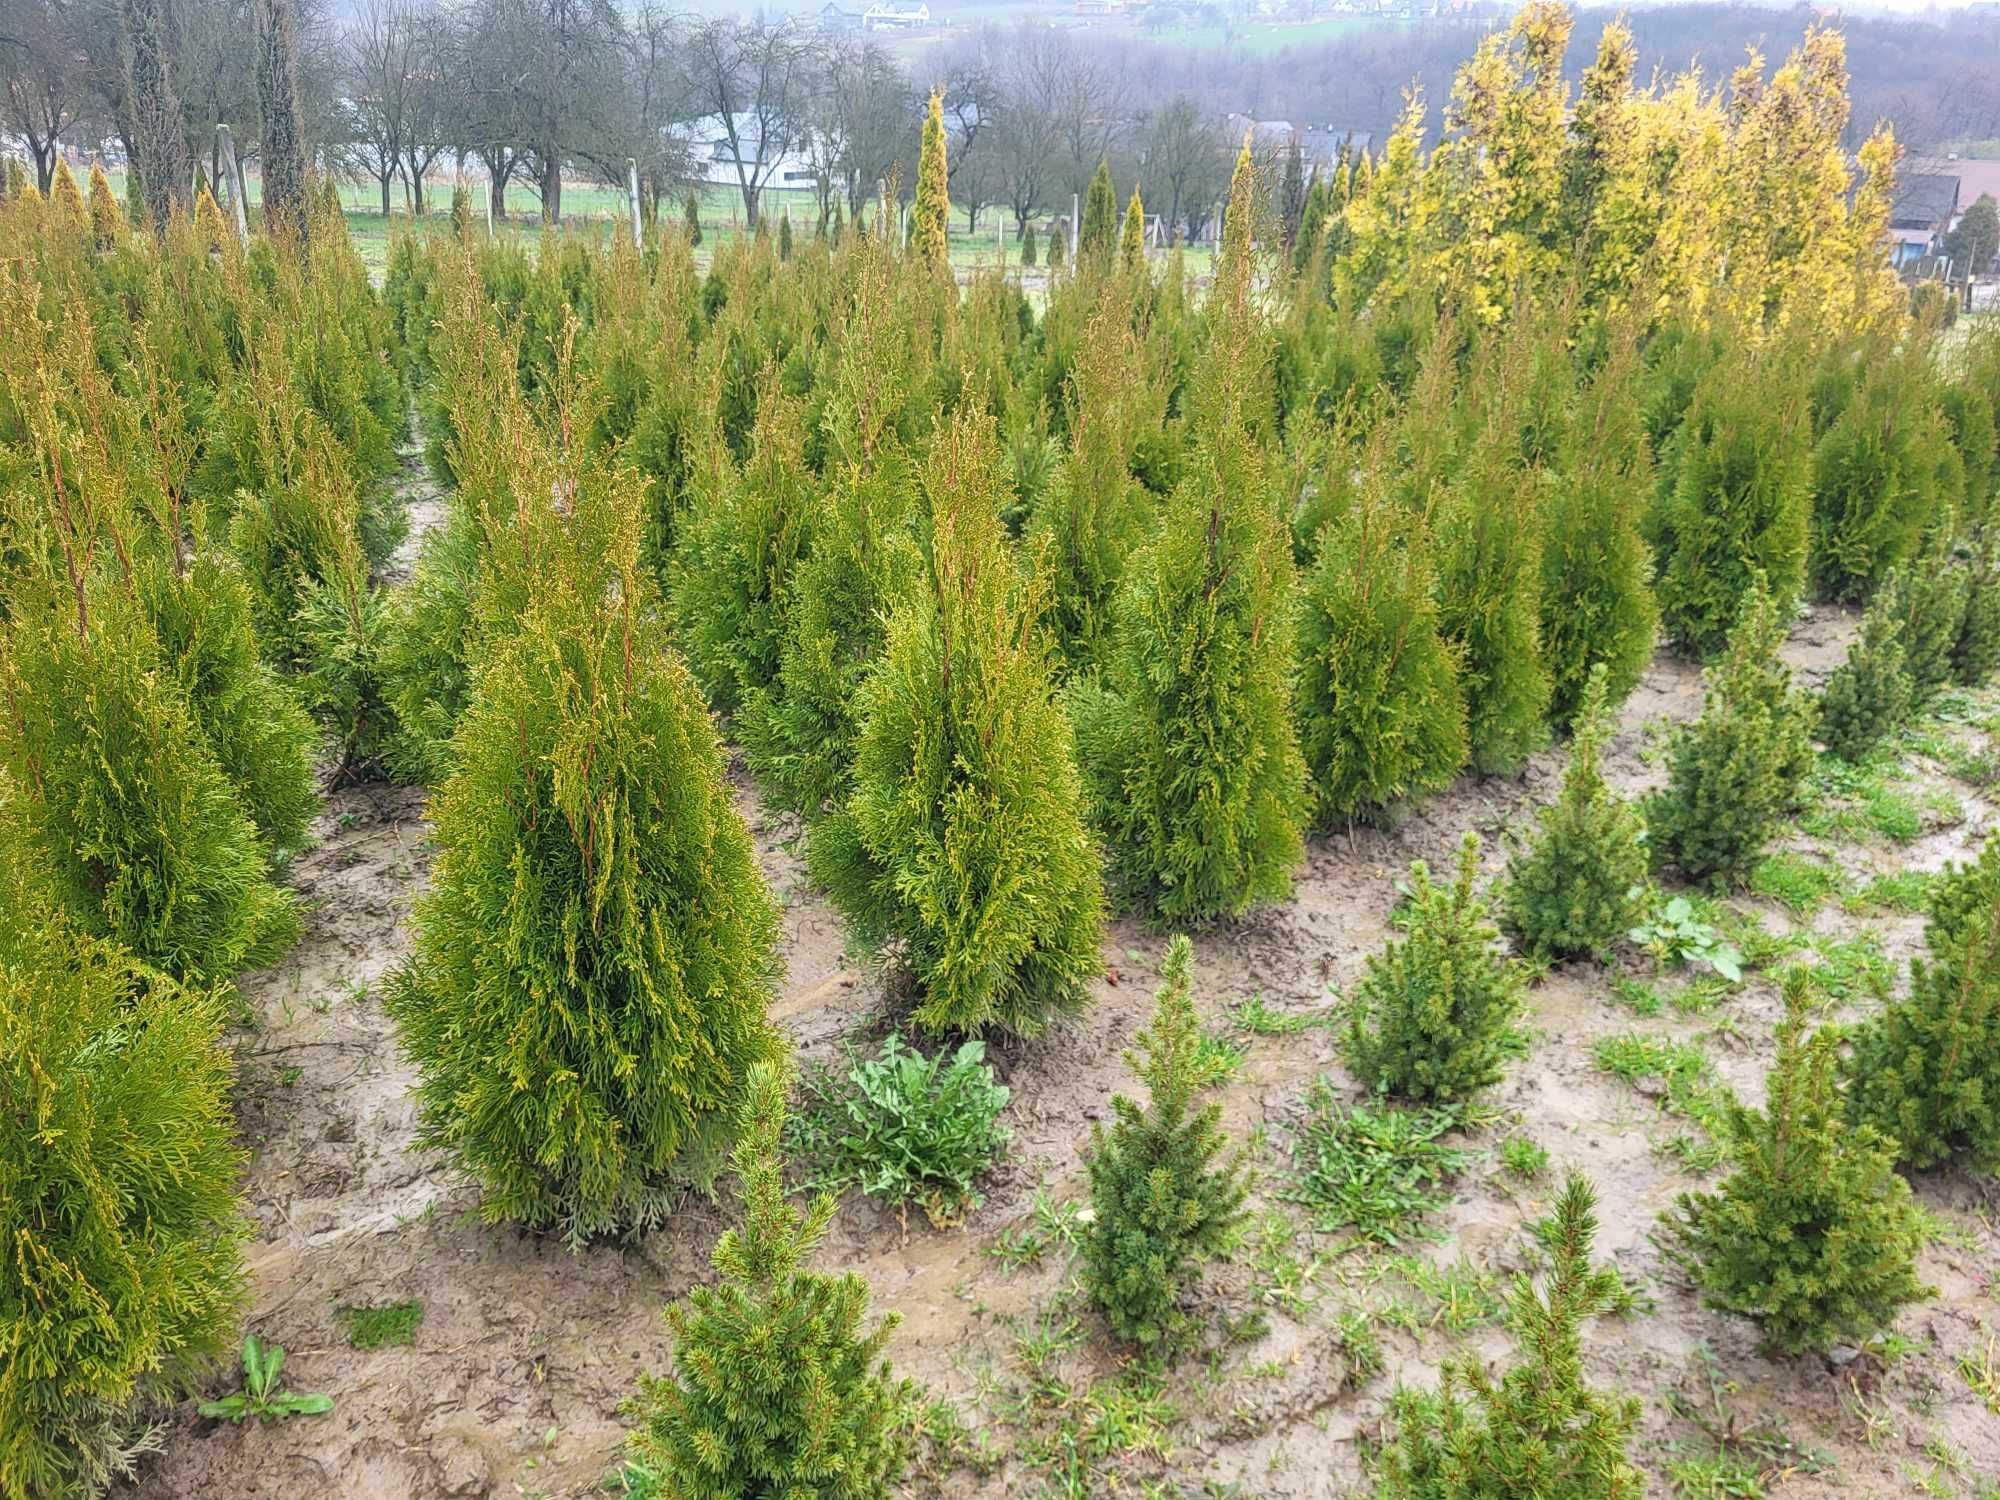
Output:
[
  {"xmin": 1373, "ymin": 1174, "xmax": 1643, "ymax": 1499},
  {"xmin": 1346, "ymin": 833, "xmax": 1526, "ymax": 1102},
  {"xmin": 623, "ymin": 1062, "xmax": 915, "ymax": 1497},
  {"xmin": 1083, "ymin": 936, "xmax": 1252, "ymax": 1348},
  {"xmin": 1848, "ymin": 836, "xmax": 2000, "ymax": 1171},
  {"xmin": 1502, "ymin": 664, "xmax": 1649, "ymax": 961},
  {"xmin": 1818, "ymin": 568, "xmax": 1912, "ymax": 762},
  {"xmin": 1647, "ymin": 578, "xmax": 1817, "ymax": 882},
  {"xmin": 1666, "ymin": 970, "xmax": 1932, "ymax": 1355}
]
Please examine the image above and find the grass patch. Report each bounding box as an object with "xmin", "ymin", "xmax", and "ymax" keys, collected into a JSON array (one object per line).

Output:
[
  {"xmin": 1380, "ymin": 1254, "xmax": 1503, "ymax": 1334},
  {"xmin": 987, "ymin": 1189, "xmax": 1086, "ymax": 1274},
  {"xmin": 1592, "ymin": 1033, "xmax": 1734, "ymax": 1172},
  {"xmin": 1500, "ymin": 1134, "xmax": 1550, "ymax": 1179},
  {"xmin": 1228, "ymin": 992, "xmax": 1334, "ymax": 1036},
  {"xmin": 1803, "ymin": 931, "xmax": 1895, "ymax": 1002},
  {"xmin": 1842, "ymin": 869, "xmax": 1935, "ymax": 915},
  {"xmin": 336, "ymin": 1299, "xmax": 424, "ymax": 1349},
  {"xmin": 1284, "ymin": 1081, "xmax": 1474, "ymax": 1247},
  {"xmin": 1749, "ymin": 853, "xmax": 1842, "ymax": 917}
]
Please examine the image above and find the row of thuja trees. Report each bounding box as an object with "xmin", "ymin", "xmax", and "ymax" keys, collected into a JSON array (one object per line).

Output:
[{"xmin": 8, "ymin": 2, "xmax": 2000, "ymax": 1492}]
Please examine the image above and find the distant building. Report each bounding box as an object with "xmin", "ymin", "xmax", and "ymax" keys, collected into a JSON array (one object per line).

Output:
[
  {"xmin": 1888, "ymin": 172, "xmax": 1960, "ymax": 268},
  {"xmin": 818, "ymin": 2, "xmax": 864, "ymax": 32},
  {"xmin": 863, "ymin": 2, "xmax": 930, "ymax": 30},
  {"xmin": 674, "ymin": 113, "xmax": 821, "ymax": 197}
]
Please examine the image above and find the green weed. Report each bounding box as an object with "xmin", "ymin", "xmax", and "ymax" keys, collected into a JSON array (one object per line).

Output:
[
  {"xmin": 1284, "ymin": 1081, "xmax": 1473, "ymax": 1247},
  {"xmin": 336, "ymin": 1300, "xmax": 423, "ymax": 1350}
]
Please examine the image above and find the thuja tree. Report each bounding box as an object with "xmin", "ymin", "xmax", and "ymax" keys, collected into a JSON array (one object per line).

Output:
[
  {"xmin": 1810, "ymin": 350, "xmax": 1942, "ymax": 603},
  {"xmin": 668, "ymin": 375, "xmax": 816, "ymax": 720},
  {"xmin": 1848, "ymin": 838, "xmax": 2000, "ymax": 1171},
  {"xmin": 1646, "ymin": 579, "xmax": 1817, "ymax": 882},
  {"xmin": 623, "ymin": 1062, "xmax": 914, "ymax": 1497},
  {"xmin": 0, "ymin": 894, "xmax": 247, "ymax": 1500},
  {"xmin": 1895, "ymin": 526, "xmax": 1969, "ymax": 710},
  {"xmin": 1652, "ymin": 349, "xmax": 1812, "ymax": 658},
  {"xmin": 810, "ymin": 415, "xmax": 1104, "ymax": 1035},
  {"xmin": 1667, "ymin": 971, "xmax": 1931, "ymax": 1355},
  {"xmin": 1503, "ymin": 665, "xmax": 1648, "ymax": 961},
  {"xmin": 1347, "ymin": 834, "xmax": 1525, "ymax": 1102},
  {"xmin": 1075, "ymin": 139, "xmax": 1308, "ymax": 921},
  {"xmin": 1817, "ymin": 571, "xmax": 1911, "ymax": 763},
  {"xmin": 1295, "ymin": 490, "xmax": 1466, "ymax": 826},
  {"xmin": 0, "ymin": 579, "xmax": 300, "ymax": 981},
  {"xmin": 385, "ymin": 456, "xmax": 783, "ymax": 1243},
  {"xmin": 1373, "ymin": 1174, "xmax": 1643, "ymax": 1500},
  {"xmin": 1082, "ymin": 936, "xmax": 1251, "ymax": 1348}
]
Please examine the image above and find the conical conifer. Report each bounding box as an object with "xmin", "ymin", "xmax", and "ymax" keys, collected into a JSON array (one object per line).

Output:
[
  {"xmin": 622, "ymin": 1062, "xmax": 914, "ymax": 1496},
  {"xmin": 49, "ymin": 157, "xmax": 84, "ymax": 228},
  {"xmin": 1817, "ymin": 570, "xmax": 1912, "ymax": 762},
  {"xmin": 385, "ymin": 441, "xmax": 783, "ymax": 1242},
  {"xmin": 1080, "ymin": 158, "xmax": 1117, "ymax": 263},
  {"xmin": 1647, "ymin": 578, "xmax": 1817, "ymax": 881},
  {"xmin": 1373, "ymin": 1175, "xmax": 1643, "ymax": 1499},
  {"xmin": 1120, "ymin": 184, "xmax": 1145, "ymax": 271},
  {"xmin": 1502, "ymin": 664, "xmax": 1649, "ymax": 961},
  {"xmin": 86, "ymin": 162, "xmax": 123, "ymax": 247},
  {"xmin": 811, "ymin": 413, "xmax": 1103, "ymax": 1035},
  {"xmin": 1083, "ymin": 936, "xmax": 1251, "ymax": 1348},
  {"xmin": 0, "ymin": 889, "xmax": 248, "ymax": 1499},
  {"xmin": 912, "ymin": 88, "xmax": 949, "ymax": 268},
  {"xmin": 1668, "ymin": 971, "xmax": 1931, "ymax": 1354},
  {"xmin": 1021, "ymin": 221, "xmax": 1038, "ymax": 267},
  {"xmin": 1848, "ymin": 837, "xmax": 2000, "ymax": 1171},
  {"xmin": 1346, "ymin": 833, "xmax": 1526, "ymax": 1102},
  {"xmin": 1295, "ymin": 490, "xmax": 1466, "ymax": 825}
]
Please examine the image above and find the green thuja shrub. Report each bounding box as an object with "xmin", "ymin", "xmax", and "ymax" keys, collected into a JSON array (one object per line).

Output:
[
  {"xmin": 378, "ymin": 506, "xmax": 481, "ymax": 785},
  {"xmin": 385, "ymin": 463, "xmax": 783, "ymax": 1243},
  {"xmin": 0, "ymin": 895, "xmax": 247, "ymax": 1500},
  {"xmin": 739, "ymin": 451, "xmax": 926, "ymax": 819},
  {"xmin": 1082, "ymin": 936, "xmax": 1252, "ymax": 1349},
  {"xmin": 622, "ymin": 1062, "xmax": 915, "ymax": 1498},
  {"xmin": 1938, "ymin": 382, "xmax": 1995, "ymax": 534},
  {"xmin": 0, "ymin": 581, "xmax": 300, "ymax": 981},
  {"xmin": 1502, "ymin": 664, "xmax": 1648, "ymax": 961},
  {"xmin": 1295, "ymin": 492, "xmax": 1466, "ymax": 825},
  {"xmin": 1848, "ymin": 838, "xmax": 2000, "ymax": 1171},
  {"xmin": 668, "ymin": 374, "xmax": 815, "ymax": 720},
  {"xmin": 1950, "ymin": 531, "xmax": 2000, "ymax": 687},
  {"xmin": 1433, "ymin": 453, "xmax": 1551, "ymax": 774},
  {"xmin": 1372, "ymin": 1174, "xmax": 1643, "ymax": 1500},
  {"xmin": 1667, "ymin": 970, "xmax": 1931, "ymax": 1355},
  {"xmin": 1817, "ymin": 571, "xmax": 1912, "ymax": 762},
  {"xmin": 135, "ymin": 554, "xmax": 319, "ymax": 855},
  {"xmin": 1647, "ymin": 579, "xmax": 1817, "ymax": 882},
  {"xmin": 1075, "ymin": 326, "xmax": 1307, "ymax": 919},
  {"xmin": 810, "ymin": 416, "xmax": 1103, "ymax": 1035},
  {"xmin": 1346, "ymin": 833, "xmax": 1526, "ymax": 1103},
  {"xmin": 1652, "ymin": 351, "xmax": 1811, "ymax": 658},
  {"xmin": 1810, "ymin": 353, "xmax": 1942, "ymax": 603}
]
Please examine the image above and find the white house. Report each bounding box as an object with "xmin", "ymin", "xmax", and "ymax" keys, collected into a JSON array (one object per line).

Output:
[{"xmin": 864, "ymin": 2, "xmax": 930, "ymax": 30}]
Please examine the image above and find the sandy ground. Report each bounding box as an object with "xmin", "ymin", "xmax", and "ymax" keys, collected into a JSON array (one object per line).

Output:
[{"xmin": 124, "ymin": 440, "xmax": 2000, "ymax": 1499}]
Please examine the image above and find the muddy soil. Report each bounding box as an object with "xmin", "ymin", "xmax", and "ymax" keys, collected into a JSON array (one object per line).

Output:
[{"xmin": 127, "ymin": 469, "xmax": 1999, "ymax": 1499}]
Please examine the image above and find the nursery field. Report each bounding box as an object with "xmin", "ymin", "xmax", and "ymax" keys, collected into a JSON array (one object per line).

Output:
[{"xmin": 6, "ymin": 9, "xmax": 2000, "ymax": 1500}]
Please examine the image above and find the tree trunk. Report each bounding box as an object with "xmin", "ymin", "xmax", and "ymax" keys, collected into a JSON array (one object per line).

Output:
[
  {"xmin": 381, "ymin": 171, "xmax": 392, "ymax": 217},
  {"xmin": 488, "ymin": 160, "xmax": 506, "ymax": 221},
  {"xmin": 252, "ymin": 0, "xmax": 307, "ymax": 238},
  {"xmin": 540, "ymin": 151, "xmax": 561, "ymax": 226},
  {"xmin": 409, "ymin": 164, "xmax": 424, "ymax": 217},
  {"xmin": 118, "ymin": 0, "xmax": 191, "ymax": 230}
]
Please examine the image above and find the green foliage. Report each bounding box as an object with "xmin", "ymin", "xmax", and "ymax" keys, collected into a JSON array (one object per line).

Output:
[
  {"xmin": 1371, "ymin": 1176, "xmax": 1642, "ymax": 1500},
  {"xmin": 1434, "ymin": 455, "xmax": 1552, "ymax": 773},
  {"xmin": 1818, "ymin": 571, "xmax": 1911, "ymax": 762},
  {"xmin": 1653, "ymin": 353, "xmax": 1811, "ymax": 657},
  {"xmin": 683, "ymin": 191, "xmax": 701, "ymax": 246},
  {"xmin": 1647, "ymin": 580, "xmax": 1817, "ymax": 881},
  {"xmin": 1020, "ymin": 222, "xmax": 1038, "ymax": 268},
  {"xmin": 1895, "ymin": 530, "xmax": 1969, "ymax": 708},
  {"xmin": 1629, "ymin": 896, "xmax": 1745, "ymax": 982},
  {"xmin": 791, "ymin": 1038, "xmax": 1011, "ymax": 1227},
  {"xmin": 1538, "ymin": 453, "xmax": 1658, "ymax": 729},
  {"xmin": 1938, "ymin": 381, "xmax": 1995, "ymax": 531},
  {"xmin": 810, "ymin": 418, "xmax": 1103, "ymax": 1035},
  {"xmin": 1080, "ymin": 159, "xmax": 1118, "ymax": 263},
  {"xmin": 197, "ymin": 1336, "xmax": 333, "ymax": 1424},
  {"xmin": 135, "ymin": 554, "xmax": 319, "ymax": 855},
  {"xmin": 1082, "ymin": 937, "xmax": 1252, "ymax": 1348},
  {"xmin": 1119, "ymin": 185, "xmax": 1146, "ymax": 272},
  {"xmin": 912, "ymin": 90, "xmax": 949, "ymax": 268},
  {"xmin": 1666, "ymin": 971, "xmax": 1931, "ymax": 1355},
  {"xmin": 623, "ymin": 1062, "xmax": 915, "ymax": 1499},
  {"xmin": 1502, "ymin": 664, "xmax": 1649, "ymax": 960},
  {"xmin": 1296, "ymin": 493, "xmax": 1466, "ymax": 825},
  {"xmin": 0, "ymin": 582, "xmax": 300, "ymax": 981},
  {"xmin": 385, "ymin": 467, "xmax": 783, "ymax": 1243},
  {"xmin": 1500, "ymin": 1136, "xmax": 1550, "ymax": 1180},
  {"xmin": 1810, "ymin": 354, "xmax": 1942, "ymax": 603},
  {"xmin": 1951, "ymin": 533, "xmax": 2000, "ymax": 687},
  {"xmin": 0, "ymin": 898, "xmax": 247, "ymax": 1498},
  {"xmin": 1285, "ymin": 1083, "xmax": 1473, "ymax": 1246},
  {"xmin": 1848, "ymin": 836, "xmax": 2000, "ymax": 1171},
  {"xmin": 1347, "ymin": 834, "xmax": 1526, "ymax": 1102}
]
